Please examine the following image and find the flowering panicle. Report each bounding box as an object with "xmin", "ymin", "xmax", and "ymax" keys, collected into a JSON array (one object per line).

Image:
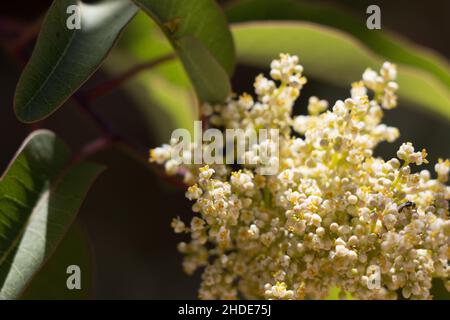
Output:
[{"xmin": 150, "ymin": 54, "xmax": 450, "ymax": 300}]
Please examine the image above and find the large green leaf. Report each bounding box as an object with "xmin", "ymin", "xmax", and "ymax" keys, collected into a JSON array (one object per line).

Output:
[
  {"xmin": 14, "ymin": 0, "xmax": 138, "ymax": 123},
  {"xmin": 0, "ymin": 130, "xmax": 103, "ymax": 299},
  {"xmin": 21, "ymin": 224, "xmax": 94, "ymax": 300},
  {"xmin": 132, "ymin": 0, "xmax": 235, "ymax": 103},
  {"xmin": 226, "ymin": 0, "xmax": 450, "ymax": 89},
  {"xmin": 232, "ymin": 22, "xmax": 450, "ymax": 120}
]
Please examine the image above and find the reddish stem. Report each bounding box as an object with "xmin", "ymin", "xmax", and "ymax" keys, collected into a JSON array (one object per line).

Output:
[
  {"xmin": 73, "ymin": 92, "xmax": 116, "ymax": 136},
  {"xmin": 73, "ymin": 94, "xmax": 187, "ymax": 189},
  {"xmin": 0, "ymin": 17, "xmax": 25, "ymax": 40},
  {"xmin": 0, "ymin": 16, "xmax": 43, "ymax": 67},
  {"xmin": 9, "ymin": 16, "xmax": 43, "ymax": 54},
  {"xmin": 116, "ymin": 142, "xmax": 187, "ymax": 189},
  {"xmin": 70, "ymin": 135, "xmax": 114, "ymax": 165},
  {"xmin": 84, "ymin": 53, "xmax": 176, "ymax": 101}
]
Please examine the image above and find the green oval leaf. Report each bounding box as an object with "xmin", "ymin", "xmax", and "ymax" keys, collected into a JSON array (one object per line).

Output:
[
  {"xmin": 232, "ymin": 22, "xmax": 450, "ymax": 120},
  {"xmin": 0, "ymin": 130, "xmax": 104, "ymax": 299},
  {"xmin": 226, "ymin": 0, "xmax": 450, "ymax": 90},
  {"xmin": 132, "ymin": 0, "xmax": 235, "ymax": 103},
  {"xmin": 14, "ymin": 0, "xmax": 138, "ymax": 123}
]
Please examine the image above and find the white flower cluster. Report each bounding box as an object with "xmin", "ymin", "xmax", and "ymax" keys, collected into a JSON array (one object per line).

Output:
[{"xmin": 150, "ymin": 54, "xmax": 450, "ymax": 300}]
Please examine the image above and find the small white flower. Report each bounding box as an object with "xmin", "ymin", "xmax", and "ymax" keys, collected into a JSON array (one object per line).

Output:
[{"xmin": 171, "ymin": 217, "xmax": 186, "ymax": 233}]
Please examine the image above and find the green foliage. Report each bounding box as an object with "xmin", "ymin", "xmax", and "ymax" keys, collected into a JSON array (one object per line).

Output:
[
  {"xmin": 226, "ymin": 0, "xmax": 450, "ymax": 89},
  {"xmin": 231, "ymin": 22, "xmax": 450, "ymax": 120},
  {"xmin": 14, "ymin": 0, "xmax": 138, "ymax": 122},
  {"xmin": 14, "ymin": 0, "xmax": 236, "ymax": 123},
  {"xmin": 117, "ymin": 12, "xmax": 192, "ymax": 87},
  {"xmin": 0, "ymin": 130, "xmax": 103, "ymax": 299},
  {"xmin": 21, "ymin": 225, "xmax": 93, "ymax": 300},
  {"xmin": 132, "ymin": 0, "xmax": 235, "ymax": 103},
  {"xmin": 106, "ymin": 12, "xmax": 198, "ymax": 139},
  {"xmin": 326, "ymin": 287, "xmax": 353, "ymax": 300}
]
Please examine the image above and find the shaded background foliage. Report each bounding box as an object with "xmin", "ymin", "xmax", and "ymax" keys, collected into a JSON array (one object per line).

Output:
[{"xmin": 0, "ymin": 0, "xmax": 449, "ymax": 298}]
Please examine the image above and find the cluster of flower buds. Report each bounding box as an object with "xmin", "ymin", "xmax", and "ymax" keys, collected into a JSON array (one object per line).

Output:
[{"xmin": 151, "ymin": 54, "xmax": 449, "ymax": 300}]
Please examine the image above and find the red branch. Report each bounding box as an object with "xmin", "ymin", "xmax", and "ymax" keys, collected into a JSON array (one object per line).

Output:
[
  {"xmin": 84, "ymin": 53, "xmax": 176, "ymax": 101},
  {"xmin": 9, "ymin": 17, "xmax": 43, "ymax": 54},
  {"xmin": 70, "ymin": 135, "xmax": 114, "ymax": 165}
]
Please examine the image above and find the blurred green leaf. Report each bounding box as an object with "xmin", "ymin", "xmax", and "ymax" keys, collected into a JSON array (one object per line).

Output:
[
  {"xmin": 132, "ymin": 0, "xmax": 235, "ymax": 103},
  {"xmin": 0, "ymin": 130, "xmax": 103, "ymax": 299},
  {"xmin": 232, "ymin": 22, "xmax": 450, "ymax": 120},
  {"xmin": 14, "ymin": 0, "xmax": 138, "ymax": 123},
  {"xmin": 117, "ymin": 12, "xmax": 192, "ymax": 87},
  {"xmin": 326, "ymin": 287, "xmax": 340, "ymax": 300},
  {"xmin": 102, "ymin": 49, "xmax": 197, "ymax": 143},
  {"xmin": 129, "ymin": 70, "xmax": 197, "ymax": 137},
  {"xmin": 226, "ymin": 0, "xmax": 450, "ymax": 89},
  {"xmin": 103, "ymin": 12, "xmax": 197, "ymax": 141},
  {"xmin": 325, "ymin": 287, "xmax": 353, "ymax": 300},
  {"xmin": 21, "ymin": 224, "xmax": 93, "ymax": 300}
]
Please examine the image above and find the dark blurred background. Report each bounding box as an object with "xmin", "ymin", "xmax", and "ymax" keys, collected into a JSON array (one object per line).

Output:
[{"xmin": 0, "ymin": 0, "xmax": 449, "ymax": 299}]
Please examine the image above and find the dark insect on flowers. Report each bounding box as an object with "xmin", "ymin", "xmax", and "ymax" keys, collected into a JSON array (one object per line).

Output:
[{"xmin": 398, "ymin": 201, "xmax": 416, "ymax": 212}]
